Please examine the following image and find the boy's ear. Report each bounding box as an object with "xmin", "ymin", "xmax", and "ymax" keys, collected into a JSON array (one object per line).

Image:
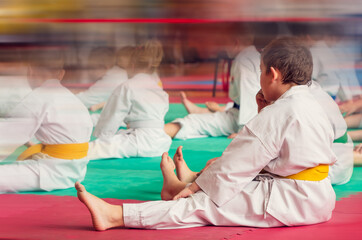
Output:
[
  {"xmin": 58, "ymin": 69, "xmax": 66, "ymax": 81},
  {"xmin": 270, "ymin": 67, "xmax": 280, "ymax": 82}
]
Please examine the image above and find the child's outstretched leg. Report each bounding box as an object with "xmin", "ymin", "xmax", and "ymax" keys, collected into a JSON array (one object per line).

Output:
[
  {"xmin": 75, "ymin": 182, "xmax": 124, "ymax": 231},
  {"xmin": 205, "ymin": 101, "xmax": 224, "ymax": 112},
  {"xmin": 164, "ymin": 123, "xmax": 181, "ymax": 138},
  {"xmin": 160, "ymin": 152, "xmax": 187, "ymax": 200},
  {"xmin": 180, "ymin": 91, "xmax": 210, "ymax": 114},
  {"xmin": 173, "ymin": 146, "xmax": 198, "ymax": 183}
]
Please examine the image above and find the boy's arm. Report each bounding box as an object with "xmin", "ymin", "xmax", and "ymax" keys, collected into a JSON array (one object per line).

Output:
[
  {"xmin": 0, "ymin": 117, "xmax": 39, "ymax": 160},
  {"xmin": 76, "ymin": 79, "xmax": 112, "ymax": 108},
  {"xmin": 90, "ymin": 102, "xmax": 106, "ymax": 112},
  {"xmin": 195, "ymin": 126, "xmax": 276, "ymax": 207},
  {"xmin": 93, "ymin": 85, "xmax": 131, "ymax": 138}
]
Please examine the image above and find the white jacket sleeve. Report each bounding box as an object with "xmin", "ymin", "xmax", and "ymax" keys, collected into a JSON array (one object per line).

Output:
[
  {"xmin": 237, "ymin": 61, "xmax": 259, "ymax": 129},
  {"xmin": 76, "ymin": 79, "xmax": 114, "ymax": 108},
  {"xmin": 195, "ymin": 126, "xmax": 275, "ymax": 206},
  {"xmin": 93, "ymin": 85, "xmax": 131, "ymax": 138},
  {"xmin": 0, "ymin": 117, "xmax": 38, "ymax": 160}
]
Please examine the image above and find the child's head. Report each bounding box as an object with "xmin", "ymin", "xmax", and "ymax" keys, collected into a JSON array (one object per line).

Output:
[
  {"xmin": 128, "ymin": 39, "xmax": 163, "ymax": 77},
  {"xmin": 260, "ymin": 37, "xmax": 313, "ymax": 101},
  {"xmin": 224, "ymin": 23, "xmax": 255, "ymax": 58},
  {"xmin": 87, "ymin": 47, "xmax": 115, "ymax": 81},
  {"xmin": 27, "ymin": 48, "xmax": 65, "ymax": 88},
  {"xmin": 0, "ymin": 48, "xmax": 27, "ymax": 76},
  {"xmin": 116, "ymin": 46, "xmax": 136, "ymax": 70},
  {"xmin": 288, "ymin": 22, "xmax": 333, "ymax": 46}
]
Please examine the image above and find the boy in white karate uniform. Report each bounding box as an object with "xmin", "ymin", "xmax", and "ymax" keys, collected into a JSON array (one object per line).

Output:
[
  {"xmin": 87, "ymin": 40, "xmax": 171, "ymax": 160},
  {"xmin": 76, "ymin": 47, "xmax": 130, "ymax": 125},
  {"xmin": 0, "ymin": 50, "xmax": 93, "ymax": 193},
  {"xmin": 75, "ymin": 37, "xmax": 336, "ymax": 230},
  {"xmin": 178, "ymin": 81, "xmax": 353, "ymax": 186},
  {"xmin": 0, "ymin": 51, "xmax": 32, "ymax": 117},
  {"xmin": 289, "ymin": 23, "xmax": 358, "ymax": 102},
  {"xmin": 165, "ymin": 29, "xmax": 260, "ymax": 139}
]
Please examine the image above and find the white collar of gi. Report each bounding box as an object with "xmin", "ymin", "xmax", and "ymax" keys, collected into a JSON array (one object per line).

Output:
[
  {"xmin": 40, "ymin": 79, "xmax": 62, "ymax": 88},
  {"xmin": 278, "ymin": 85, "xmax": 309, "ymax": 101},
  {"xmin": 133, "ymin": 73, "xmax": 152, "ymax": 80}
]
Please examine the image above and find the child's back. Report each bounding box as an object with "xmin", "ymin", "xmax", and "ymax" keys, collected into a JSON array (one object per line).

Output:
[{"xmin": 88, "ymin": 40, "xmax": 171, "ymax": 160}]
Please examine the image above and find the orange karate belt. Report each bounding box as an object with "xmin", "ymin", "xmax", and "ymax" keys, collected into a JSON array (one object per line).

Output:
[
  {"xmin": 17, "ymin": 143, "xmax": 89, "ymax": 161},
  {"xmin": 284, "ymin": 164, "xmax": 329, "ymax": 181}
]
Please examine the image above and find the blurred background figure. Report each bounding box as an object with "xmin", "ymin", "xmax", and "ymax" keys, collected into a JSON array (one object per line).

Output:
[
  {"xmin": 0, "ymin": 48, "xmax": 31, "ymax": 117},
  {"xmin": 0, "ymin": 1, "xmax": 361, "ymax": 145}
]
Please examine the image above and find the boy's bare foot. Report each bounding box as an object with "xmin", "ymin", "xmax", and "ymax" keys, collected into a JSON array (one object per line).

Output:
[
  {"xmin": 75, "ymin": 182, "xmax": 124, "ymax": 231},
  {"xmin": 160, "ymin": 152, "xmax": 187, "ymax": 200},
  {"xmin": 180, "ymin": 91, "xmax": 210, "ymax": 114},
  {"xmin": 173, "ymin": 146, "xmax": 198, "ymax": 183},
  {"xmin": 205, "ymin": 101, "xmax": 221, "ymax": 112}
]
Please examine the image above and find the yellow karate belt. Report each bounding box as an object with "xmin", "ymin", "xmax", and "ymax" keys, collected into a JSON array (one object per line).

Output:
[
  {"xmin": 158, "ymin": 80, "xmax": 163, "ymax": 88},
  {"xmin": 285, "ymin": 164, "xmax": 329, "ymax": 181},
  {"xmin": 17, "ymin": 143, "xmax": 89, "ymax": 161}
]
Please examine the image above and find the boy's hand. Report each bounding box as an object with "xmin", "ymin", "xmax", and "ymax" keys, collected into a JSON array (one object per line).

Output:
[
  {"xmin": 197, "ymin": 157, "xmax": 218, "ymax": 176},
  {"xmin": 90, "ymin": 102, "xmax": 106, "ymax": 112},
  {"xmin": 173, "ymin": 182, "xmax": 201, "ymax": 200},
  {"xmin": 256, "ymin": 89, "xmax": 271, "ymax": 113},
  {"xmin": 354, "ymin": 143, "xmax": 362, "ymax": 154},
  {"xmin": 227, "ymin": 133, "xmax": 238, "ymax": 139},
  {"xmin": 339, "ymin": 100, "xmax": 357, "ymax": 117}
]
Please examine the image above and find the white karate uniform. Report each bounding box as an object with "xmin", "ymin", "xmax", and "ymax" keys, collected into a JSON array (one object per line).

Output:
[
  {"xmin": 88, "ymin": 73, "xmax": 171, "ymax": 160},
  {"xmin": 173, "ymin": 45, "xmax": 260, "ymax": 139},
  {"xmin": 123, "ymin": 86, "xmax": 336, "ymax": 229},
  {"xmin": 77, "ymin": 66, "xmax": 128, "ymax": 108},
  {"xmin": 0, "ymin": 79, "xmax": 93, "ymax": 193},
  {"xmin": 0, "ymin": 75, "xmax": 32, "ymax": 117},
  {"xmin": 331, "ymin": 40, "xmax": 361, "ymax": 97},
  {"xmin": 311, "ymin": 41, "xmax": 354, "ymax": 101},
  {"xmin": 76, "ymin": 66, "xmax": 128, "ymax": 126},
  {"xmin": 309, "ymin": 81, "xmax": 353, "ymax": 185}
]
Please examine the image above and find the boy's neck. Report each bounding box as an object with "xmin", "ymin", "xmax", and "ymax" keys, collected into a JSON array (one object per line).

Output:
[
  {"xmin": 28, "ymin": 75, "xmax": 62, "ymax": 89},
  {"xmin": 274, "ymin": 83, "xmax": 297, "ymax": 100}
]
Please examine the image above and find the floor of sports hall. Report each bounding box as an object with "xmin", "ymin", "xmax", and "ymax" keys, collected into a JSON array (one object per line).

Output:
[{"xmin": 1, "ymin": 62, "xmax": 362, "ymax": 240}]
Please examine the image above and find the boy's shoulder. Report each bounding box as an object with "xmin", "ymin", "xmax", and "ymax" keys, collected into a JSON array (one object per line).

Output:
[
  {"xmin": 233, "ymin": 45, "xmax": 260, "ymax": 68},
  {"xmin": 235, "ymin": 45, "xmax": 259, "ymax": 59},
  {"xmin": 105, "ymin": 65, "xmax": 127, "ymax": 76},
  {"xmin": 247, "ymin": 86, "xmax": 325, "ymax": 136}
]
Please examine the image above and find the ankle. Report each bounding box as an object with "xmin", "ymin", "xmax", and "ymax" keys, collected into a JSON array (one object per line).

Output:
[{"xmin": 109, "ymin": 205, "xmax": 125, "ymax": 228}]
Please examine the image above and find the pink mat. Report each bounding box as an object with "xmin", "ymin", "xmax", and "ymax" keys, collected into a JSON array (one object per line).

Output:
[
  {"xmin": 169, "ymin": 96, "xmax": 230, "ymax": 104},
  {"xmin": 1, "ymin": 193, "xmax": 361, "ymax": 240}
]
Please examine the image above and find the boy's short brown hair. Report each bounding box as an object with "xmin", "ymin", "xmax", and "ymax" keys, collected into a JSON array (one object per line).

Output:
[
  {"xmin": 261, "ymin": 37, "xmax": 313, "ymax": 85},
  {"xmin": 130, "ymin": 39, "xmax": 163, "ymax": 72},
  {"xmin": 88, "ymin": 47, "xmax": 115, "ymax": 69},
  {"xmin": 116, "ymin": 46, "xmax": 135, "ymax": 69},
  {"xmin": 29, "ymin": 48, "xmax": 65, "ymax": 73}
]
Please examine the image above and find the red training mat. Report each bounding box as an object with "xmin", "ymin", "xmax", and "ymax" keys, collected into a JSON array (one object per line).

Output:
[{"xmin": 0, "ymin": 193, "xmax": 361, "ymax": 240}]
